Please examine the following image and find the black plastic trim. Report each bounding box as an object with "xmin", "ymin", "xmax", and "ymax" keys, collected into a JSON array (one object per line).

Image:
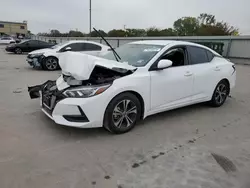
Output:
[{"xmin": 63, "ymin": 106, "xmax": 89, "ymax": 122}]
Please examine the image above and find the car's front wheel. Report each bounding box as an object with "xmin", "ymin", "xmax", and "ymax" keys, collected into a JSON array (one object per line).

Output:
[
  {"xmin": 42, "ymin": 57, "xmax": 59, "ymax": 71},
  {"xmin": 14, "ymin": 48, "xmax": 22, "ymax": 54},
  {"xmin": 210, "ymin": 80, "xmax": 230, "ymax": 107},
  {"xmin": 103, "ymin": 93, "xmax": 142, "ymax": 134}
]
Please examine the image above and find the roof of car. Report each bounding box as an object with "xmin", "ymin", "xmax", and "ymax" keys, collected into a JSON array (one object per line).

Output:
[
  {"xmin": 130, "ymin": 40, "xmax": 204, "ymax": 46},
  {"xmin": 66, "ymin": 40, "xmax": 106, "ymax": 46},
  {"xmin": 130, "ymin": 40, "xmax": 221, "ymax": 56}
]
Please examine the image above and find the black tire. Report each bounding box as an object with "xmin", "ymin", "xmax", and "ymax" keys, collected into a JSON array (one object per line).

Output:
[
  {"xmin": 103, "ymin": 93, "xmax": 142, "ymax": 134},
  {"xmin": 14, "ymin": 48, "xmax": 22, "ymax": 54},
  {"xmin": 210, "ymin": 80, "xmax": 230, "ymax": 107},
  {"xmin": 42, "ymin": 57, "xmax": 59, "ymax": 71}
]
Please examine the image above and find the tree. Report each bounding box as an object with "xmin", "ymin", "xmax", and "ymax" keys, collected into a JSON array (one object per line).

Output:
[
  {"xmin": 68, "ymin": 30, "xmax": 85, "ymax": 37},
  {"xmin": 89, "ymin": 29, "xmax": 107, "ymax": 37},
  {"xmin": 50, "ymin": 29, "xmax": 61, "ymax": 37},
  {"xmin": 125, "ymin": 29, "xmax": 146, "ymax": 37},
  {"xmin": 198, "ymin": 13, "xmax": 216, "ymax": 25},
  {"xmin": 173, "ymin": 17, "xmax": 199, "ymax": 36},
  {"xmin": 160, "ymin": 28, "xmax": 177, "ymax": 36},
  {"xmin": 108, "ymin": 29, "xmax": 127, "ymax": 37},
  {"xmin": 197, "ymin": 13, "xmax": 238, "ymax": 36},
  {"xmin": 146, "ymin": 27, "xmax": 162, "ymax": 36}
]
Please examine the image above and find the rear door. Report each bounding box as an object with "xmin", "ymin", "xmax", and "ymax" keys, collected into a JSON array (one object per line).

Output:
[
  {"xmin": 186, "ymin": 45, "xmax": 220, "ymax": 101},
  {"xmin": 23, "ymin": 40, "xmax": 39, "ymax": 52}
]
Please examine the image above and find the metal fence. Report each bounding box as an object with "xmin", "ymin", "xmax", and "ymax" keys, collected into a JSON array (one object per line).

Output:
[{"xmin": 33, "ymin": 35, "xmax": 250, "ymax": 59}]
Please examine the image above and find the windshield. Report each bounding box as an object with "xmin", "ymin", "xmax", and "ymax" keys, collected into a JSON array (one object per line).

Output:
[
  {"xmin": 100, "ymin": 43, "xmax": 164, "ymax": 67},
  {"xmin": 50, "ymin": 41, "xmax": 68, "ymax": 49}
]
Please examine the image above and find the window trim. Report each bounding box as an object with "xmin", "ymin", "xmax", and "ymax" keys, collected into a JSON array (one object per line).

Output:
[
  {"xmin": 205, "ymin": 49, "xmax": 215, "ymax": 62},
  {"xmin": 186, "ymin": 45, "xmax": 213, "ymax": 65},
  {"xmin": 60, "ymin": 43, "xmax": 85, "ymax": 52},
  {"xmin": 149, "ymin": 45, "xmax": 189, "ymax": 71}
]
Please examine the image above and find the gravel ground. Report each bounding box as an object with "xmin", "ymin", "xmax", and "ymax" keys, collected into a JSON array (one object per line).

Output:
[{"xmin": 0, "ymin": 47, "xmax": 250, "ymax": 188}]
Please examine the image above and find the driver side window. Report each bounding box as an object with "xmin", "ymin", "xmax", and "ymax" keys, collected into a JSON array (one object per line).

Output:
[{"xmin": 160, "ymin": 47, "xmax": 187, "ymax": 67}]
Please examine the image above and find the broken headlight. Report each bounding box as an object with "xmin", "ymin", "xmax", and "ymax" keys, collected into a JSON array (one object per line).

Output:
[
  {"xmin": 63, "ymin": 84, "xmax": 111, "ymax": 98},
  {"xmin": 30, "ymin": 53, "xmax": 44, "ymax": 58}
]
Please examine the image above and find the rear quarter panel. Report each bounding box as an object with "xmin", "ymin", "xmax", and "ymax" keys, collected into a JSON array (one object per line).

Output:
[{"xmin": 213, "ymin": 57, "xmax": 236, "ymax": 94}]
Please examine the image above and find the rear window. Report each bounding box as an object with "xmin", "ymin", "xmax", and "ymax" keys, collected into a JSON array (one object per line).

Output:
[
  {"xmin": 84, "ymin": 43, "xmax": 102, "ymax": 51},
  {"xmin": 188, "ymin": 46, "xmax": 209, "ymax": 65}
]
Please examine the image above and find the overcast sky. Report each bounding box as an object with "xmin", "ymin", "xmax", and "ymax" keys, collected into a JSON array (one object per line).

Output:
[{"xmin": 1, "ymin": 0, "xmax": 249, "ymax": 34}]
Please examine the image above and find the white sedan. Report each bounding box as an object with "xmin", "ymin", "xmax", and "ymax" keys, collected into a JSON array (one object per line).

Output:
[
  {"xmin": 0, "ymin": 36, "xmax": 15, "ymax": 44},
  {"xmin": 26, "ymin": 40, "xmax": 110, "ymax": 70},
  {"xmin": 28, "ymin": 40, "xmax": 236, "ymax": 134}
]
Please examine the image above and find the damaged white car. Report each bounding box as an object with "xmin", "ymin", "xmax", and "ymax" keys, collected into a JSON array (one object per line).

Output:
[{"xmin": 28, "ymin": 40, "xmax": 236, "ymax": 134}]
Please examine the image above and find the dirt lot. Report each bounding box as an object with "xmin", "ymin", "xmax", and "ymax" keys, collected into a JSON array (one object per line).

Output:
[{"xmin": 0, "ymin": 47, "xmax": 250, "ymax": 188}]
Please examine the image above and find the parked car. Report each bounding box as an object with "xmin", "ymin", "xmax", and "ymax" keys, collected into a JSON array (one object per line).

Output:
[
  {"xmin": 5, "ymin": 39, "xmax": 54, "ymax": 54},
  {"xmin": 26, "ymin": 40, "xmax": 110, "ymax": 70},
  {"xmin": 0, "ymin": 37, "xmax": 15, "ymax": 45},
  {"xmin": 28, "ymin": 40, "xmax": 236, "ymax": 134}
]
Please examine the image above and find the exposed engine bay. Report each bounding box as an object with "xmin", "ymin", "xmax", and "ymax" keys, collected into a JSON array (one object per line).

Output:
[
  {"xmin": 67, "ymin": 66, "xmax": 134, "ymax": 86},
  {"xmin": 28, "ymin": 65, "xmax": 134, "ymax": 99}
]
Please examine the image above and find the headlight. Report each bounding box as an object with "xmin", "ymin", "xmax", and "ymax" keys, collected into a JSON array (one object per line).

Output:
[
  {"xmin": 63, "ymin": 84, "xmax": 111, "ymax": 98},
  {"xmin": 30, "ymin": 53, "xmax": 44, "ymax": 58}
]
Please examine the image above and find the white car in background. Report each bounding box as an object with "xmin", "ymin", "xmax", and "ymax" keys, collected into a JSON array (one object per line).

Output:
[
  {"xmin": 28, "ymin": 40, "xmax": 236, "ymax": 134},
  {"xmin": 0, "ymin": 36, "xmax": 15, "ymax": 45},
  {"xmin": 26, "ymin": 40, "xmax": 110, "ymax": 70}
]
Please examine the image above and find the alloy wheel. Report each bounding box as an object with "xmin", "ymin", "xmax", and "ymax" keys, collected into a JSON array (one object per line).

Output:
[
  {"xmin": 112, "ymin": 99, "xmax": 137, "ymax": 128},
  {"xmin": 45, "ymin": 58, "xmax": 58, "ymax": 70},
  {"xmin": 215, "ymin": 83, "xmax": 227, "ymax": 104},
  {"xmin": 15, "ymin": 48, "xmax": 22, "ymax": 54}
]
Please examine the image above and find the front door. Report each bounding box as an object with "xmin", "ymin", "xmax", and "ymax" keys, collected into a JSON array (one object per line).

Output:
[{"xmin": 150, "ymin": 46, "xmax": 194, "ymax": 112}]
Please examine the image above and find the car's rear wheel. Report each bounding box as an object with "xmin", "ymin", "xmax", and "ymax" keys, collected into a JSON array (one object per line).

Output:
[
  {"xmin": 210, "ymin": 80, "xmax": 229, "ymax": 107},
  {"xmin": 42, "ymin": 57, "xmax": 59, "ymax": 71},
  {"xmin": 14, "ymin": 48, "xmax": 22, "ymax": 54},
  {"xmin": 103, "ymin": 93, "xmax": 142, "ymax": 134}
]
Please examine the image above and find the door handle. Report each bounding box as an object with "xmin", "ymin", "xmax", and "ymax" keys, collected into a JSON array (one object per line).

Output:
[
  {"xmin": 184, "ymin": 71, "xmax": 193, "ymax": 77},
  {"xmin": 214, "ymin": 66, "xmax": 221, "ymax": 71}
]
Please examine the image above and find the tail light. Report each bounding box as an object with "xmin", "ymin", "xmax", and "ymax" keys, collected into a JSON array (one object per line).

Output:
[{"xmin": 232, "ymin": 65, "xmax": 236, "ymax": 75}]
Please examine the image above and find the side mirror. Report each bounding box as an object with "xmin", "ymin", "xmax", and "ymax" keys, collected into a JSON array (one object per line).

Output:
[
  {"xmin": 157, "ymin": 59, "xmax": 172, "ymax": 70},
  {"xmin": 64, "ymin": 47, "xmax": 72, "ymax": 52}
]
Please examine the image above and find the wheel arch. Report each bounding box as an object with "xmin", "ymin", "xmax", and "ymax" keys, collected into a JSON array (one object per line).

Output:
[
  {"xmin": 45, "ymin": 55, "xmax": 58, "ymax": 61},
  {"xmin": 220, "ymin": 78, "xmax": 230, "ymax": 95},
  {"xmin": 106, "ymin": 90, "xmax": 145, "ymax": 120}
]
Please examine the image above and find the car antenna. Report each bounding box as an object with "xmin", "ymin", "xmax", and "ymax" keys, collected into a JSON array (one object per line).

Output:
[{"xmin": 93, "ymin": 27, "xmax": 121, "ymax": 62}]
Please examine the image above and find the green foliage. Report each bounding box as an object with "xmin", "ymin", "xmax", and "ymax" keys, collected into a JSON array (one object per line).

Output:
[
  {"xmin": 40, "ymin": 13, "xmax": 239, "ymax": 37},
  {"xmin": 125, "ymin": 29, "xmax": 146, "ymax": 37},
  {"xmin": 174, "ymin": 17, "xmax": 199, "ymax": 36},
  {"xmin": 108, "ymin": 29, "xmax": 127, "ymax": 37},
  {"xmin": 90, "ymin": 30, "xmax": 107, "ymax": 37}
]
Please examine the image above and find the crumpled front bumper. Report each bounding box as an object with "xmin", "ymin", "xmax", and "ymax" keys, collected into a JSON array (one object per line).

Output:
[
  {"xmin": 28, "ymin": 80, "xmax": 101, "ymax": 128},
  {"xmin": 26, "ymin": 55, "xmax": 46, "ymax": 68}
]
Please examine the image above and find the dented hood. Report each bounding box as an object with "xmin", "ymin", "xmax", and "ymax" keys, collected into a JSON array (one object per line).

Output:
[{"xmin": 59, "ymin": 52, "xmax": 136, "ymax": 80}]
